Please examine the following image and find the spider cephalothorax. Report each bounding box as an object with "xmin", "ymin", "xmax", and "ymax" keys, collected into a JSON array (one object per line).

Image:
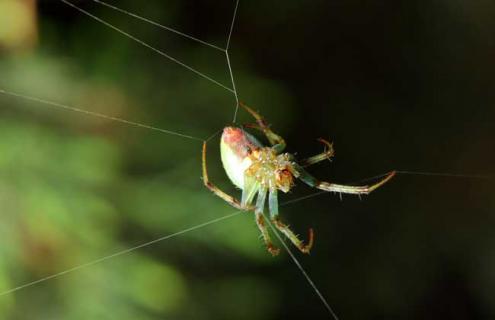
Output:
[
  {"xmin": 222, "ymin": 126, "xmax": 295, "ymax": 193},
  {"xmin": 203, "ymin": 103, "xmax": 395, "ymax": 256}
]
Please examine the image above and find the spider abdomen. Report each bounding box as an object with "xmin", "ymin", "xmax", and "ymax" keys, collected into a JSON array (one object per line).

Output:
[{"xmin": 220, "ymin": 127, "xmax": 259, "ymax": 189}]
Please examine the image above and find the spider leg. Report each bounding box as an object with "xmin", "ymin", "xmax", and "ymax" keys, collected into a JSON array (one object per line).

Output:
[
  {"xmin": 241, "ymin": 123, "xmax": 262, "ymax": 131},
  {"xmin": 292, "ymin": 162, "xmax": 396, "ymax": 195},
  {"xmin": 255, "ymin": 188, "xmax": 280, "ymax": 256},
  {"xmin": 268, "ymin": 188, "xmax": 314, "ymax": 254},
  {"xmin": 202, "ymin": 141, "xmax": 250, "ymax": 210},
  {"xmin": 239, "ymin": 102, "xmax": 286, "ymax": 153},
  {"xmin": 300, "ymin": 138, "xmax": 334, "ymax": 167}
]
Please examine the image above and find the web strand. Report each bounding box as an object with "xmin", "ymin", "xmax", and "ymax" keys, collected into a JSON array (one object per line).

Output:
[
  {"xmin": 3, "ymin": 89, "xmax": 490, "ymax": 180},
  {"xmin": 0, "ymin": 89, "xmax": 204, "ymax": 142},
  {"xmin": 226, "ymin": 52, "xmax": 240, "ymax": 123},
  {"xmin": 91, "ymin": 0, "xmax": 225, "ymax": 52},
  {"xmin": 0, "ymin": 190, "xmax": 337, "ymax": 298},
  {"xmin": 352, "ymin": 171, "xmax": 491, "ymax": 185},
  {"xmin": 0, "ymin": 211, "xmax": 243, "ymax": 297},
  {"xmin": 225, "ymin": 0, "xmax": 241, "ymax": 123},
  {"xmin": 0, "ymin": 161, "xmax": 487, "ymax": 308},
  {"xmin": 264, "ymin": 213, "xmax": 340, "ymax": 320},
  {"xmin": 2, "ymin": 167, "xmax": 484, "ymax": 296},
  {"xmin": 205, "ymin": 129, "xmax": 223, "ymax": 143},
  {"xmin": 396, "ymin": 170, "xmax": 491, "ymax": 180},
  {"xmin": 60, "ymin": 0, "xmax": 234, "ymax": 93},
  {"xmin": 226, "ymin": 0, "xmax": 240, "ymax": 51}
]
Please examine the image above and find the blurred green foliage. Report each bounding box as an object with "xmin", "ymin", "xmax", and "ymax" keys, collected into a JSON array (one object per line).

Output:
[{"xmin": 0, "ymin": 1, "xmax": 293, "ymax": 319}]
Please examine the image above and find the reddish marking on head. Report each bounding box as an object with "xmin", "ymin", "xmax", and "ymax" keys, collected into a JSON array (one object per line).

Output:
[{"xmin": 222, "ymin": 127, "xmax": 252, "ymax": 158}]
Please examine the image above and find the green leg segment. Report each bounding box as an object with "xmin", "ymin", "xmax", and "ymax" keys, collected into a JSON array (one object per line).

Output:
[
  {"xmin": 255, "ymin": 188, "xmax": 279, "ymax": 256},
  {"xmin": 268, "ymin": 188, "xmax": 313, "ymax": 254}
]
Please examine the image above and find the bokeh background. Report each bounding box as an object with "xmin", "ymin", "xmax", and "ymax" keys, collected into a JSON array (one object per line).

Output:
[{"xmin": 0, "ymin": 0, "xmax": 494, "ymax": 319}]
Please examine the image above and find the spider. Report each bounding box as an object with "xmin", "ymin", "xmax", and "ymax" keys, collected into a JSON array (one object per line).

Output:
[{"xmin": 202, "ymin": 103, "xmax": 395, "ymax": 256}]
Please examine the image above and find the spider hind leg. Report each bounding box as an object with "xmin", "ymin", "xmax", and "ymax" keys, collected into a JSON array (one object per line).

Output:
[
  {"xmin": 202, "ymin": 141, "xmax": 247, "ymax": 210},
  {"xmin": 273, "ymin": 219, "xmax": 314, "ymax": 254},
  {"xmin": 269, "ymin": 188, "xmax": 314, "ymax": 254}
]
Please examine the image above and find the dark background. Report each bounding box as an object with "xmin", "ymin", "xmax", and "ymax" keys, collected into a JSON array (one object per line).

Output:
[{"xmin": 0, "ymin": 0, "xmax": 494, "ymax": 319}]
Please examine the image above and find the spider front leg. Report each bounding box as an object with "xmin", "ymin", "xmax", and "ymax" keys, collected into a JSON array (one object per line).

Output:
[
  {"xmin": 293, "ymin": 162, "xmax": 396, "ymax": 195},
  {"xmin": 268, "ymin": 188, "xmax": 314, "ymax": 254},
  {"xmin": 300, "ymin": 138, "xmax": 334, "ymax": 167},
  {"xmin": 240, "ymin": 102, "xmax": 286, "ymax": 153},
  {"xmin": 202, "ymin": 141, "xmax": 248, "ymax": 210}
]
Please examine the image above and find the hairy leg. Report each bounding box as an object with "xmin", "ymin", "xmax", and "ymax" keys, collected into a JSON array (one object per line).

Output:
[
  {"xmin": 255, "ymin": 188, "xmax": 279, "ymax": 256},
  {"xmin": 300, "ymin": 138, "xmax": 334, "ymax": 167},
  {"xmin": 202, "ymin": 141, "xmax": 248, "ymax": 210},
  {"xmin": 269, "ymin": 188, "xmax": 314, "ymax": 254},
  {"xmin": 293, "ymin": 162, "xmax": 396, "ymax": 195},
  {"xmin": 240, "ymin": 102, "xmax": 286, "ymax": 153}
]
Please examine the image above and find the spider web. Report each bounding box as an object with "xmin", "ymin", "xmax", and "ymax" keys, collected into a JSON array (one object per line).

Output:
[
  {"xmin": 0, "ymin": 1, "xmax": 340, "ymax": 318},
  {"xmin": 0, "ymin": 0, "xmax": 493, "ymax": 319}
]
